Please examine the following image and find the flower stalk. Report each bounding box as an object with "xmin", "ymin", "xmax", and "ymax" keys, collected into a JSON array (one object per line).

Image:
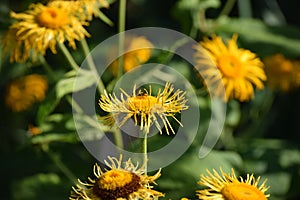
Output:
[
  {"xmin": 117, "ymin": 0, "xmax": 127, "ymax": 79},
  {"xmin": 58, "ymin": 42, "xmax": 80, "ymax": 71},
  {"xmin": 142, "ymin": 129, "xmax": 148, "ymax": 175}
]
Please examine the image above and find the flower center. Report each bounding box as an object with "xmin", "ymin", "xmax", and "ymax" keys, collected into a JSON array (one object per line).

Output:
[
  {"xmin": 93, "ymin": 169, "xmax": 141, "ymax": 200},
  {"xmin": 98, "ymin": 169, "xmax": 133, "ymax": 189},
  {"xmin": 127, "ymin": 95, "xmax": 159, "ymax": 112},
  {"xmin": 218, "ymin": 55, "xmax": 244, "ymax": 78},
  {"xmin": 221, "ymin": 183, "xmax": 267, "ymax": 200},
  {"xmin": 37, "ymin": 8, "xmax": 69, "ymax": 29}
]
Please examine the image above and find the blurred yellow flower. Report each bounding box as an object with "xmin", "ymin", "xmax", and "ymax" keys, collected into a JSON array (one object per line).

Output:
[
  {"xmin": 195, "ymin": 34, "xmax": 266, "ymax": 102},
  {"xmin": 1, "ymin": 2, "xmax": 90, "ymax": 63},
  {"xmin": 5, "ymin": 74, "xmax": 48, "ymax": 112},
  {"xmin": 28, "ymin": 124, "xmax": 42, "ymax": 136},
  {"xmin": 70, "ymin": 155, "xmax": 164, "ymax": 200},
  {"xmin": 99, "ymin": 82, "xmax": 188, "ymax": 135},
  {"xmin": 197, "ymin": 168, "xmax": 270, "ymax": 200},
  {"xmin": 1, "ymin": 28, "xmax": 34, "ymax": 63},
  {"xmin": 110, "ymin": 36, "xmax": 153, "ymax": 76},
  {"xmin": 48, "ymin": 0, "xmax": 109, "ymax": 21},
  {"xmin": 263, "ymin": 53, "xmax": 300, "ymax": 92}
]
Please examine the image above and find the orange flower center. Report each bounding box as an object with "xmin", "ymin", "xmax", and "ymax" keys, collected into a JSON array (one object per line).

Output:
[
  {"xmin": 98, "ymin": 169, "xmax": 133, "ymax": 190},
  {"xmin": 218, "ymin": 55, "xmax": 244, "ymax": 78},
  {"xmin": 93, "ymin": 169, "xmax": 141, "ymax": 200},
  {"xmin": 221, "ymin": 183, "xmax": 267, "ymax": 200},
  {"xmin": 37, "ymin": 8, "xmax": 69, "ymax": 29},
  {"xmin": 127, "ymin": 95, "xmax": 160, "ymax": 112}
]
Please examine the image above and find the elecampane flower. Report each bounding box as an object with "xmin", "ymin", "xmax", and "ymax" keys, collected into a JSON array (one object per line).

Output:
[
  {"xmin": 5, "ymin": 74, "xmax": 48, "ymax": 112},
  {"xmin": 263, "ymin": 53, "xmax": 300, "ymax": 92},
  {"xmin": 48, "ymin": 0, "xmax": 109, "ymax": 21},
  {"xmin": 2, "ymin": 2, "xmax": 90, "ymax": 62},
  {"xmin": 99, "ymin": 82, "xmax": 188, "ymax": 135},
  {"xmin": 110, "ymin": 36, "xmax": 153, "ymax": 76},
  {"xmin": 70, "ymin": 155, "xmax": 164, "ymax": 200},
  {"xmin": 197, "ymin": 168, "xmax": 270, "ymax": 200},
  {"xmin": 194, "ymin": 34, "xmax": 266, "ymax": 102}
]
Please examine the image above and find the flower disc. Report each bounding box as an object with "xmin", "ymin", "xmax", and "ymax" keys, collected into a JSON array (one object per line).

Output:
[
  {"xmin": 222, "ymin": 183, "xmax": 267, "ymax": 200},
  {"xmin": 37, "ymin": 7, "xmax": 69, "ymax": 29},
  {"xmin": 93, "ymin": 169, "xmax": 141, "ymax": 200}
]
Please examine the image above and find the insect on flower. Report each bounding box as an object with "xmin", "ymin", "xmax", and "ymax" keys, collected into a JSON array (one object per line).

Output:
[{"xmin": 99, "ymin": 82, "xmax": 188, "ymax": 135}]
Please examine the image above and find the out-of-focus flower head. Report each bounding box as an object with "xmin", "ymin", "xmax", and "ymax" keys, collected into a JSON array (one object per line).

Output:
[
  {"xmin": 1, "ymin": 2, "xmax": 90, "ymax": 63},
  {"xmin": 264, "ymin": 53, "xmax": 300, "ymax": 92},
  {"xmin": 48, "ymin": 0, "xmax": 110, "ymax": 21},
  {"xmin": 109, "ymin": 36, "xmax": 153, "ymax": 76},
  {"xmin": 5, "ymin": 74, "xmax": 48, "ymax": 112},
  {"xmin": 194, "ymin": 34, "xmax": 266, "ymax": 102}
]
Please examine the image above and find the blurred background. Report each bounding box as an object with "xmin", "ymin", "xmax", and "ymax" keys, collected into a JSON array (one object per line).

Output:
[{"xmin": 1, "ymin": 0, "xmax": 300, "ymax": 199}]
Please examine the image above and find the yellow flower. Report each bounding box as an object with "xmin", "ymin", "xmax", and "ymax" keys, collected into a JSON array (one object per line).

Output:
[
  {"xmin": 48, "ymin": 0, "xmax": 109, "ymax": 21},
  {"xmin": 263, "ymin": 53, "xmax": 300, "ymax": 92},
  {"xmin": 70, "ymin": 155, "xmax": 164, "ymax": 200},
  {"xmin": 2, "ymin": 2, "xmax": 90, "ymax": 63},
  {"xmin": 98, "ymin": 82, "xmax": 188, "ymax": 135},
  {"xmin": 194, "ymin": 34, "xmax": 266, "ymax": 102},
  {"xmin": 5, "ymin": 74, "xmax": 48, "ymax": 112},
  {"xmin": 1, "ymin": 27, "xmax": 34, "ymax": 63},
  {"xmin": 110, "ymin": 36, "xmax": 153, "ymax": 76},
  {"xmin": 197, "ymin": 168, "xmax": 270, "ymax": 200}
]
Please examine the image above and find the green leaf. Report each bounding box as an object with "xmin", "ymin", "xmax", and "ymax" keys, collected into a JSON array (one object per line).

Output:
[
  {"xmin": 168, "ymin": 61, "xmax": 191, "ymax": 80},
  {"xmin": 263, "ymin": 172, "xmax": 291, "ymax": 197},
  {"xmin": 12, "ymin": 173, "xmax": 68, "ymax": 200},
  {"xmin": 56, "ymin": 71, "xmax": 96, "ymax": 99},
  {"xmin": 177, "ymin": 0, "xmax": 221, "ymax": 11},
  {"xmin": 215, "ymin": 17, "xmax": 300, "ymax": 57},
  {"xmin": 157, "ymin": 147, "xmax": 243, "ymax": 199},
  {"xmin": 41, "ymin": 113, "xmax": 76, "ymax": 132},
  {"xmin": 37, "ymin": 88, "xmax": 59, "ymax": 125},
  {"xmin": 34, "ymin": 114, "xmax": 79, "ymax": 144},
  {"xmin": 226, "ymin": 100, "xmax": 241, "ymax": 127},
  {"xmin": 279, "ymin": 149, "xmax": 300, "ymax": 168},
  {"xmin": 73, "ymin": 113, "xmax": 105, "ymax": 142},
  {"xmin": 31, "ymin": 133, "xmax": 78, "ymax": 144}
]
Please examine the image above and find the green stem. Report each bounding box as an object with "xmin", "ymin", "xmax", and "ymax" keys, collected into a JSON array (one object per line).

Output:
[
  {"xmin": 194, "ymin": 10, "xmax": 208, "ymax": 33},
  {"xmin": 42, "ymin": 146, "xmax": 77, "ymax": 185},
  {"xmin": 163, "ymin": 37, "xmax": 190, "ymax": 64},
  {"xmin": 237, "ymin": 0, "xmax": 252, "ymax": 18},
  {"xmin": 218, "ymin": 0, "xmax": 237, "ymax": 17},
  {"xmin": 80, "ymin": 39, "xmax": 106, "ymax": 94},
  {"xmin": 79, "ymin": 38, "xmax": 124, "ymax": 149},
  {"xmin": 141, "ymin": 129, "xmax": 148, "ymax": 175},
  {"xmin": 58, "ymin": 42, "xmax": 80, "ymax": 71},
  {"xmin": 189, "ymin": 23, "xmax": 198, "ymax": 38},
  {"xmin": 66, "ymin": 95, "xmax": 83, "ymax": 114},
  {"xmin": 112, "ymin": 126, "xmax": 124, "ymax": 150},
  {"xmin": 66, "ymin": 94, "xmax": 110, "ymax": 132},
  {"xmin": 117, "ymin": 0, "xmax": 127, "ymax": 79},
  {"xmin": 39, "ymin": 55, "xmax": 57, "ymax": 82}
]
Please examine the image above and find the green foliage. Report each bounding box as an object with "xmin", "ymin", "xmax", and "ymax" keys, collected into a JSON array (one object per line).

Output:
[
  {"xmin": 1, "ymin": 0, "xmax": 300, "ymax": 199},
  {"xmin": 12, "ymin": 173, "xmax": 67, "ymax": 200},
  {"xmin": 56, "ymin": 70, "xmax": 96, "ymax": 99},
  {"xmin": 177, "ymin": 0, "xmax": 221, "ymax": 11},
  {"xmin": 215, "ymin": 16, "xmax": 300, "ymax": 57},
  {"xmin": 158, "ymin": 148, "xmax": 242, "ymax": 199}
]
